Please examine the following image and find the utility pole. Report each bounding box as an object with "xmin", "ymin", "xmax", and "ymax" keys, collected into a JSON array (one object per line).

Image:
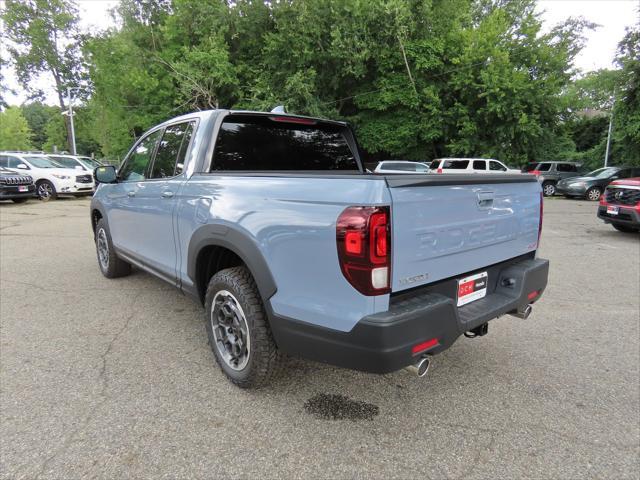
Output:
[
  {"xmin": 604, "ymin": 92, "xmax": 615, "ymax": 168},
  {"xmin": 67, "ymin": 87, "xmax": 77, "ymax": 155}
]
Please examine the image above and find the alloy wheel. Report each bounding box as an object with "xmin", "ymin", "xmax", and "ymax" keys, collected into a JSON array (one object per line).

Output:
[
  {"xmin": 37, "ymin": 183, "xmax": 53, "ymax": 200},
  {"xmin": 97, "ymin": 228, "xmax": 109, "ymax": 270},
  {"xmin": 210, "ymin": 290, "xmax": 251, "ymax": 371},
  {"xmin": 587, "ymin": 188, "xmax": 601, "ymax": 201}
]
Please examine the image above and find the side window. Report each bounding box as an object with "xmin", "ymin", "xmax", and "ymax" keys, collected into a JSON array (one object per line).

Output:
[
  {"xmin": 150, "ymin": 121, "xmax": 194, "ymax": 179},
  {"xmin": 8, "ymin": 157, "xmax": 27, "ymax": 168},
  {"xmin": 119, "ymin": 130, "xmax": 162, "ymax": 181},
  {"xmin": 537, "ymin": 163, "xmax": 552, "ymax": 172},
  {"xmin": 489, "ymin": 161, "xmax": 506, "ymax": 171},
  {"xmin": 442, "ymin": 160, "xmax": 469, "ymax": 169},
  {"xmin": 473, "ymin": 160, "xmax": 487, "ymax": 170},
  {"xmin": 556, "ymin": 163, "xmax": 577, "ymax": 172}
]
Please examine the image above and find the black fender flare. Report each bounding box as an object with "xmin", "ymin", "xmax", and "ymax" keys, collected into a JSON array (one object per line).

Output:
[
  {"xmin": 89, "ymin": 197, "xmax": 108, "ymax": 235},
  {"xmin": 187, "ymin": 223, "xmax": 277, "ymax": 302}
]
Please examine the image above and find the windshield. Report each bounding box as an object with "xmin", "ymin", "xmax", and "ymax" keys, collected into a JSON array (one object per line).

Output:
[
  {"xmin": 586, "ymin": 167, "xmax": 619, "ymax": 179},
  {"xmin": 79, "ymin": 157, "xmax": 102, "ymax": 168},
  {"xmin": 24, "ymin": 156, "xmax": 64, "ymax": 168}
]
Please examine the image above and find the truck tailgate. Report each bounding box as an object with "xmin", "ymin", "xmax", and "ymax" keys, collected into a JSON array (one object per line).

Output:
[{"xmin": 386, "ymin": 175, "xmax": 541, "ymax": 292}]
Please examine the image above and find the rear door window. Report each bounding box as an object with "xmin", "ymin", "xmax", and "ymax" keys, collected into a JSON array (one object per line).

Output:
[
  {"xmin": 442, "ymin": 160, "xmax": 469, "ymax": 169},
  {"xmin": 473, "ymin": 160, "xmax": 487, "ymax": 170},
  {"xmin": 211, "ymin": 116, "xmax": 357, "ymax": 171},
  {"xmin": 150, "ymin": 121, "xmax": 195, "ymax": 178}
]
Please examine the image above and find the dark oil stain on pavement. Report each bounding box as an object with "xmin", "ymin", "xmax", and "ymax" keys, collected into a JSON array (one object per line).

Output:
[{"xmin": 304, "ymin": 393, "xmax": 379, "ymax": 421}]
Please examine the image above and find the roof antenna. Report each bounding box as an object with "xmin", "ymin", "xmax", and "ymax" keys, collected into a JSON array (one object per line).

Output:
[{"xmin": 270, "ymin": 105, "xmax": 286, "ymax": 113}]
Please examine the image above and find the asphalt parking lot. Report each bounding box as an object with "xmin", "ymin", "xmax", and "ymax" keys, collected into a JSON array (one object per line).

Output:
[{"xmin": 1, "ymin": 197, "xmax": 638, "ymax": 479}]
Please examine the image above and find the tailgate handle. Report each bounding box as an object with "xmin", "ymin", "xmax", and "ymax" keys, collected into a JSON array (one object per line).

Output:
[{"xmin": 477, "ymin": 191, "xmax": 494, "ymax": 209}]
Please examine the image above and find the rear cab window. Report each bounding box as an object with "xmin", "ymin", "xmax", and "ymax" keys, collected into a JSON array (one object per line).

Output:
[{"xmin": 211, "ymin": 115, "xmax": 358, "ymax": 171}]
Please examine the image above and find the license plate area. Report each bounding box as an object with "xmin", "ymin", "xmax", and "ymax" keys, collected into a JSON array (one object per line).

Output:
[
  {"xmin": 607, "ymin": 205, "xmax": 619, "ymax": 215},
  {"xmin": 457, "ymin": 272, "xmax": 488, "ymax": 307},
  {"xmin": 18, "ymin": 186, "xmax": 28, "ymax": 192}
]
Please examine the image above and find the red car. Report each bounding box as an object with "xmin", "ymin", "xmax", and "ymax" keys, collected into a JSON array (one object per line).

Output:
[{"xmin": 598, "ymin": 178, "xmax": 640, "ymax": 233}]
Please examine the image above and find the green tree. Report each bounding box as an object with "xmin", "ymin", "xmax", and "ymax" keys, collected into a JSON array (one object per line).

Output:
[
  {"xmin": 610, "ymin": 28, "xmax": 640, "ymax": 166},
  {"xmin": 0, "ymin": 107, "xmax": 34, "ymax": 150},
  {"xmin": 1, "ymin": 0, "xmax": 85, "ymax": 152},
  {"xmin": 20, "ymin": 102, "xmax": 60, "ymax": 149},
  {"xmin": 42, "ymin": 115, "xmax": 67, "ymax": 152}
]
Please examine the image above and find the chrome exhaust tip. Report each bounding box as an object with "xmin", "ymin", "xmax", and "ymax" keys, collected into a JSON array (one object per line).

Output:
[
  {"xmin": 510, "ymin": 304, "xmax": 533, "ymax": 319},
  {"xmin": 405, "ymin": 356, "xmax": 431, "ymax": 378}
]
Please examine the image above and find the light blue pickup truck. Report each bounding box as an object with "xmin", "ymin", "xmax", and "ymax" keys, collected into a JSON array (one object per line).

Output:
[{"xmin": 91, "ymin": 110, "xmax": 549, "ymax": 388}]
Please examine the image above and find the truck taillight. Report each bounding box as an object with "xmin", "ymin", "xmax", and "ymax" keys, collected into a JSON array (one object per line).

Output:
[
  {"xmin": 337, "ymin": 206, "xmax": 391, "ymax": 295},
  {"xmin": 538, "ymin": 192, "xmax": 544, "ymax": 246}
]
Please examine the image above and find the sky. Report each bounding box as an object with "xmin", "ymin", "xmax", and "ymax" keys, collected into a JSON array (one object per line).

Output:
[{"xmin": 1, "ymin": 0, "xmax": 639, "ymax": 106}]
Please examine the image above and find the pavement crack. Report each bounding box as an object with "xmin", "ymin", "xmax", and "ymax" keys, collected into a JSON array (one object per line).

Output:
[
  {"xmin": 34, "ymin": 291, "xmax": 142, "ymax": 479},
  {"xmin": 98, "ymin": 291, "xmax": 143, "ymax": 392}
]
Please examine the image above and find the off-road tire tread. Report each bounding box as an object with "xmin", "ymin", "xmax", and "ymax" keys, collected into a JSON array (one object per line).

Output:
[{"xmin": 204, "ymin": 266, "xmax": 283, "ymax": 388}]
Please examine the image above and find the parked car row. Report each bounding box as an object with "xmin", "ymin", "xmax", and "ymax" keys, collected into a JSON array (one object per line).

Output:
[
  {"xmin": 373, "ymin": 158, "xmax": 520, "ymax": 175},
  {"xmin": 0, "ymin": 151, "xmax": 102, "ymax": 202},
  {"xmin": 523, "ymin": 161, "xmax": 640, "ymax": 200}
]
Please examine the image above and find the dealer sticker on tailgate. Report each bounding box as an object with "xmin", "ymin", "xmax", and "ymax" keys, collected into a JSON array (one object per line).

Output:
[{"xmin": 457, "ymin": 272, "xmax": 488, "ymax": 307}]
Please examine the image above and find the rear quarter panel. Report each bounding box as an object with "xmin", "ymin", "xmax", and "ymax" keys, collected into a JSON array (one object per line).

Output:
[{"xmin": 176, "ymin": 175, "xmax": 391, "ymax": 332}]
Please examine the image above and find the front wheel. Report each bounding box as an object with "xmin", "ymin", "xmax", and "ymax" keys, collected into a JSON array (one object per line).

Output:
[
  {"xmin": 542, "ymin": 182, "xmax": 556, "ymax": 197},
  {"xmin": 95, "ymin": 219, "xmax": 131, "ymax": 278},
  {"xmin": 204, "ymin": 266, "xmax": 283, "ymax": 388},
  {"xmin": 586, "ymin": 187, "xmax": 602, "ymax": 201},
  {"xmin": 37, "ymin": 180, "xmax": 57, "ymax": 201}
]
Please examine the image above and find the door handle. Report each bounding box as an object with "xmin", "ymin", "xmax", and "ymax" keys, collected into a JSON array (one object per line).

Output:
[
  {"xmin": 162, "ymin": 191, "xmax": 174, "ymax": 199},
  {"xmin": 127, "ymin": 191, "xmax": 136, "ymax": 197}
]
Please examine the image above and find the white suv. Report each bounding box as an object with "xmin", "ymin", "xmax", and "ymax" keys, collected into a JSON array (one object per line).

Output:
[
  {"xmin": 48, "ymin": 154, "xmax": 103, "ymax": 189},
  {"xmin": 430, "ymin": 158, "xmax": 520, "ymax": 174},
  {"xmin": 0, "ymin": 152, "xmax": 93, "ymax": 200}
]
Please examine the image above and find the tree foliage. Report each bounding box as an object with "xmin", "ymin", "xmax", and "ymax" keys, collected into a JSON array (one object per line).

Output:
[
  {"xmin": 4, "ymin": 0, "xmax": 636, "ymax": 167},
  {"xmin": 82, "ymin": 0, "xmax": 596, "ymax": 165},
  {"xmin": 0, "ymin": 107, "xmax": 34, "ymax": 150},
  {"xmin": 1, "ymin": 0, "xmax": 85, "ymax": 151}
]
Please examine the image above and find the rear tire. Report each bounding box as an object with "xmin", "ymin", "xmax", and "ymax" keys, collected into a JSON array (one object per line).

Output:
[
  {"xmin": 612, "ymin": 223, "xmax": 638, "ymax": 233},
  {"xmin": 95, "ymin": 219, "xmax": 131, "ymax": 278},
  {"xmin": 11, "ymin": 198, "xmax": 29, "ymax": 204},
  {"xmin": 36, "ymin": 180, "xmax": 57, "ymax": 201},
  {"xmin": 586, "ymin": 187, "xmax": 601, "ymax": 201},
  {"xmin": 204, "ymin": 266, "xmax": 283, "ymax": 388},
  {"xmin": 542, "ymin": 182, "xmax": 556, "ymax": 197}
]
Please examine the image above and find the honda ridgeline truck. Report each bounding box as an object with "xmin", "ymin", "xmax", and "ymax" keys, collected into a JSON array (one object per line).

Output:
[{"xmin": 91, "ymin": 110, "xmax": 549, "ymax": 388}]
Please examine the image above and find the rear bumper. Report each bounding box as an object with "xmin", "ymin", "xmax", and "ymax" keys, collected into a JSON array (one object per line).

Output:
[
  {"xmin": 269, "ymin": 256, "xmax": 549, "ymax": 374},
  {"xmin": 597, "ymin": 206, "xmax": 640, "ymax": 227}
]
